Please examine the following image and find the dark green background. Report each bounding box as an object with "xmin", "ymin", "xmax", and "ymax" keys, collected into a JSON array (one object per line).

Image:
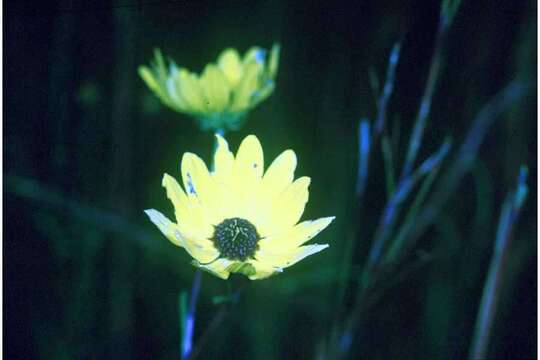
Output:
[{"xmin": 5, "ymin": 0, "xmax": 537, "ymax": 359}]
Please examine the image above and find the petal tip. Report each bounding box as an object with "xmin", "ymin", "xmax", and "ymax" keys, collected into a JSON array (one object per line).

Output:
[
  {"xmin": 143, "ymin": 209, "xmax": 155, "ymax": 216},
  {"xmin": 282, "ymin": 149, "xmax": 297, "ymax": 164},
  {"xmin": 243, "ymin": 134, "xmax": 261, "ymax": 145},
  {"xmin": 161, "ymin": 172, "xmax": 173, "ymax": 185},
  {"xmin": 298, "ymin": 176, "xmax": 311, "ymax": 187}
]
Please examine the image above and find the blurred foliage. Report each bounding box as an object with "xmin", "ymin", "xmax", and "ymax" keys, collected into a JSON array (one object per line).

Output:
[{"xmin": 4, "ymin": 0, "xmax": 536, "ymax": 359}]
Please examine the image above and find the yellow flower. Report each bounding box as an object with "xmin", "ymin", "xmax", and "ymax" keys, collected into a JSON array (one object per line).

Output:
[
  {"xmin": 145, "ymin": 134, "xmax": 334, "ymax": 280},
  {"xmin": 139, "ymin": 44, "xmax": 280, "ymax": 131}
]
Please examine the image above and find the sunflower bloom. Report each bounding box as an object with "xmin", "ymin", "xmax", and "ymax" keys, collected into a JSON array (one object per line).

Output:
[
  {"xmin": 139, "ymin": 44, "xmax": 280, "ymax": 131},
  {"xmin": 145, "ymin": 134, "xmax": 334, "ymax": 280}
]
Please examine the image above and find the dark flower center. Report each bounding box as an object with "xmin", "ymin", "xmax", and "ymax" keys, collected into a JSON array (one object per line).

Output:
[{"xmin": 212, "ymin": 218, "xmax": 260, "ymax": 261}]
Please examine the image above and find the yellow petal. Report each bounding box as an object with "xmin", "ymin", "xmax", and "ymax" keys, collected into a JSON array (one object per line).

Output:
[
  {"xmin": 256, "ymin": 244, "xmax": 329, "ymax": 269},
  {"xmin": 152, "ymin": 48, "xmax": 167, "ymax": 81},
  {"xmin": 138, "ymin": 66, "xmax": 160, "ymax": 92},
  {"xmin": 177, "ymin": 68, "xmax": 206, "ymax": 113},
  {"xmin": 230, "ymin": 61, "xmax": 262, "ymax": 111},
  {"xmin": 266, "ymin": 177, "xmax": 311, "ymax": 233},
  {"xmin": 227, "ymin": 262, "xmax": 256, "ymax": 277},
  {"xmin": 259, "ymin": 216, "xmax": 335, "ymax": 251},
  {"xmin": 144, "ymin": 208, "xmax": 178, "ymax": 244},
  {"xmin": 218, "ymin": 48, "xmax": 243, "ymax": 87},
  {"xmin": 260, "ymin": 149, "xmax": 297, "ymax": 199},
  {"xmin": 165, "ymin": 77, "xmax": 188, "ymax": 111},
  {"xmin": 162, "ymin": 173, "xmax": 212, "ymax": 238},
  {"xmin": 140, "ymin": 66, "xmax": 178, "ymax": 110},
  {"xmin": 195, "ymin": 258, "xmax": 233, "ymax": 280},
  {"xmin": 144, "ymin": 209, "xmax": 219, "ymax": 263},
  {"xmin": 268, "ymin": 43, "xmax": 280, "ymax": 79},
  {"xmin": 234, "ymin": 135, "xmax": 264, "ymax": 179},
  {"xmin": 242, "ymin": 46, "xmax": 265, "ymax": 65},
  {"xmin": 250, "ymin": 80, "xmax": 275, "ymax": 107},
  {"xmin": 162, "ymin": 173, "xmax": 190, "ymax": 222},
  {"xmin": 247, "ymin": 260, "xmax": 281, "ymax": 280},
  {"xmin": 199, "ymin": 64, "xmax": 231, "ymax": 112},
  {"xmin": 230, "ymin": 135, "xmax": 264, "ymax": 219},
  {"xmin": 181, "ymin": 153, "xmax": 222, "ymax": 224},
  {"xmin": 213, "ymin": 133, "xmax": 235, "ymax": 185}
]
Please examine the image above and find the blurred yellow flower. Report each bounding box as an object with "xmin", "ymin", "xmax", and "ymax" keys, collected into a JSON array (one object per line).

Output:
[
  {"xmin": 145, "ymin": 134, "xmax": 334, "ymax": 280},
  {"xmin": 139, "ymin": 45, "xmax": 280, "ymax": 131}
]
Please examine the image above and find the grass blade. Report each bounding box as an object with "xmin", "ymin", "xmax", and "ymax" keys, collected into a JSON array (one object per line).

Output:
[
  {"xmin": 468, "ymin": 166, "xmax": 528, "ymax": 359},
  {"xmin": 381, "ymin": 135, "xmax": 396, "ymax": 198}
]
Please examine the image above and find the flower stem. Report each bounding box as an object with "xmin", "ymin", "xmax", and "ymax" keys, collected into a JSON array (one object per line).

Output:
[
  {"xmin": 468, "ymin": 166, "xmax": 528, "ymax": 359},
  {"xmin": 400, "ymin": 3, "xmax": 453, "ymax": 180},
  {"xmin": 374, "ymin": 42, "xmax": 401, "ymax": 134},
  {"xmin": 181, "ymin": 269, "xmax": 202, "ymax": 360},
  {"xmin": 180, "ymin": 129, "xmax": 227, "ymax": 360}
]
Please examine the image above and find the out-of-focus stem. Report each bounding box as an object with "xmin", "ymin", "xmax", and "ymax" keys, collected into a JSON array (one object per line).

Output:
[
  {"xmin": 401, "ymin": 81, "xmax": 527, "ymax": 259},
  {"xmin": 355, "ymin": 120, "xmax": 371, "ymax": 197},
  {"xmin": 181, "ymin": 130, "xmax": 227, "ymax": 359},
  {"xmin": 363, "ymin": 139, "xmax": 450, "ymax": 282},
  {"xmin": 374, "ymin": 42, "xmax": 401, "ymax": 134},
  {"xmin": 401, "ymin": 12, "xmax": 447, "ymax": 179},
  {"xmin": 181, "ymin": 270, "xmax": 202, "ymax": 359},
  {"xmin": 381, "ymin": 135, "xmax": 396, "ymax": 197},
  {"xmin": 468, "ymin": 167, "xmax": 528, "ymax": 359},
  {"xmin": 330, "ymin": 42, "xmax": 402, "ymax": 359}
]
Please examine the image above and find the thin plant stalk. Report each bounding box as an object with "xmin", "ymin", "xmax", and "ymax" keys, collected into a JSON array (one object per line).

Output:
[
  {"xmin": 180, "ymin": 129, "xmax": 226, "ymax": 359},
  {"xmin": 355, "ymin": 120, "xmax": 371, "ymax": 197},
  {"xmin": 468, "ymin": 166, "xmax": 528, "ymax": 359},
  {"xmin": 363, "ymin": 139, "xmax": 450, "ymax": 283},
  {"xmin": 181, "ymin": 270, "xmax": 202, "ymax": 360},
  {"xmin": 397, "ymin": 81, "xmax": 527, "ymax": 261},
  {"xmin": 400, "ymin": 1, "xmax": 457, "ymax": 179},
  {"xmin": 335, "ymin": 140, "xmax": 450, "ymax": 359},
  {"xmin": 329, "ymin": 43, "xmax": 402, "ymax": 357},
  {"xmin": 374, "ymin": 42, "xmax": 401, "ymax": 134},
  {"xmin": 381, "ymin": 135, "xmax": 396, "ymax": 197},
  {"xmin": 383, "ymin": 166, "xmax": 440, "ymax": 265}
]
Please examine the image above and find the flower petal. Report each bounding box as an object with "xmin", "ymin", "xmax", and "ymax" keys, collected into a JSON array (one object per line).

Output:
[
  {"xmin": 268, "ymin": 43, "xmax": 280, "ymax": 79},
  {"xmin": 231, "ymin": 135, "xmax": 265, "ymax": 219},
  {"xmin": 144, "ymin": 208, "xmax": 178, "ymax": 244},
  {"xmin": 181, "ymin": 153, "xmax": 222, "ymax": 224},
  {"xmin": 247, "ymin": 260, "xmax": 281, "ymax": 280},
  {"xmin": 166, "ymin": 77, "xmax": 188, "ymax": 111},
  {"xmin": 234, "ymin": 135, "xmax": 264, "ymax": 179},
  {"xmin": 227, "ymin": 262, "xmax": 257, "ymax": 277},
  {"xmin": 230, "ymin": 61, "xmax": 262, "ymax": 111},
  {"xmin": 218, "ymin": 48, "xmax": 243, "ymax": 87},
  {"xmin": 177, "ymin": 68, "xmax": 206, "ymax": 113},
  {"xmin": 260, "ymin": 149, "xmax": 297, "ymax": 199},
  {"xmin": 256, "ymin": 244, "xmax": 329, "ymax": 269},
  {"xmin": 259, "ymin": 216, "xmax": 335, "ymax": 251},
  {"xmin": 194, "ymin": 258, "xmax": 233, "ymax": 280},
  {"xmin": 213, "ymin": 133, "xmax": 235, "ymax": 184},
  {"xmin": 162, "ymin": 173, "xmax": 190, "ymax": 221},
  {"xmin": 265, "ymin": 176, "xmax": 311, "ymax": 234},
  {"xmin": 162, "ymin": 173, "xmax": 212, "ymax": 238},
  {"xmin": 139, "ymin": 66, "xmax": 160, "ymax": 92},
  {"xmin": 144, "ymin": 209, "xmax": 219, "ymax": 263},
  {"xmin": 242, "ymin": 46, "xmax": 265, "ymax": 65},
  {"xmin": 199, "ymin": 64, "xmax": 231, "ymax": 112}
]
